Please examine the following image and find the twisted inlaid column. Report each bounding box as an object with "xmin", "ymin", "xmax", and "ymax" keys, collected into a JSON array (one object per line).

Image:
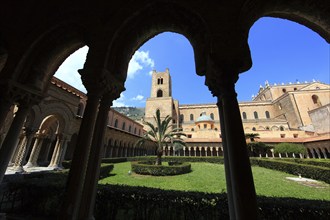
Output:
[
  {"xmin": 12, "ymin": 127, "xmax": 36, "ymax": 172},
  {"xmin": 0, "ymin": 104, "xmax": 31, "ymax": 182}
]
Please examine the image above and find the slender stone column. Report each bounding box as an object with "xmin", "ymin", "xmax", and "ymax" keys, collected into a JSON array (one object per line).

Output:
[
  {"xmin": 322, "ymin": 149, "xmax": 328, "ymax": 159},
  {"xmin": 48, "ymin": 134, "xmax": 68, "ymax": 169},
  {"xmin": 60, "ymin": 68, "xmax": 116, "ymax": 220},
  {"xmin": 207, "ymin": 71, "xmax": 257, "ymax": 219},
  {"xmin": 12, "ymin": 127, "xmax": 36, "ymax": 172},
  {"xmin": 0, "ymin": 104, "xmax": 30, "ymax": 183},
  {"xmin": 0, "ymin": 100, "xmax": 12, "ymax": 131},
  {"xmin": 59, "ymin": 92, "xmax": 101, "ymax": 219},
  {"xmin": 78, "ymin": 92, "xmax": 120, "ymax": 219},
  {"xmin": 25, "ymin": 132, "xmax": 46, "ymax": 167},
  {"xmin": 217, "ymin": 100, "xmax": 235, "ymax": 219}
]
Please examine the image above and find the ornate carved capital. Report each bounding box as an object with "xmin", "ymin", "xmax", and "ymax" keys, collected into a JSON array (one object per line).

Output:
[
  {"xmin": 0, "ymin": 79, "xmax": 44, "ymax": 107},
  {"xmin": 205, "ymin": 56, "xmax": 239, "ymax": 100}
]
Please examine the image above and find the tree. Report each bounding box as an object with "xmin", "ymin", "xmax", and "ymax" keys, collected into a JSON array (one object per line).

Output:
[
  {"xmin": 274, "ymin": 143, "xmax": 307, "ymax": 155},
  {"xmin": 245, "ymin": 133, "xmax": 260, "ymax": 143},
  {"xmin": 135, "ymin": 109, "xmax": 186, "ymax": 165}
]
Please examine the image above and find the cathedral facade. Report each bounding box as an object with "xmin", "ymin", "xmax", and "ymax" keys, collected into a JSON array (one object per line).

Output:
[{"xmin": 145, "ymin": 69, "xmax": 330, "ymax": 158}]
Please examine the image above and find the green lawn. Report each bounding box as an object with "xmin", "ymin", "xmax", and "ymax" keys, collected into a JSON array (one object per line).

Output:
[{"xmin": 99, "ymin": 162, "xmax": 330, "ymax": 201}]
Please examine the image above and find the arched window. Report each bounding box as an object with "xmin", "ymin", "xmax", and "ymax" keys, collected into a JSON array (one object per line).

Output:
[
  {"xmin": 114, "ymin": 119, "xmax": 118, "ymax": 128},
  {"xmin": 280, "ymin": 126, "xmax": 284, "ymax": 131},
  {"xmin": 157, "ymin": 89, "xmax": 163, "ymax": 97},
  {"xmin": 128, "ymin": 125, "xmax": 131, "ymax": 132},
  {"xmin": 252, "ymin": 127, "xmax": 256, "ymax": 131},
  {"xmin": 122, "ymin": 122, "xmax": 126, "ymax": 130},
  {"xmin": 204, "ymin": 124, "xmax": 207, "ymax": 129},
  {"xmin": 266, "ymin": 126, "xmax": 270, "ymax": 130},
  {"xmin": 157, "ymin": 78, "xmax": 163, "ymax": 85},
  {"xmin": 190, "ymin": 114, "xmax": 194, "ymax": 121},
  {"xmin": 180, "ymin": 114, "xmax": 184, "ymax": 123},
  {"xmin": 134, "ymin": 127, "xmax": 137, "ymax": 134},
  {"xmin": 265, "ymin": 111, "xmax": 270, "ymax": 119},
  {"xmin": 254, "ymin": 111, "xmax": 258, "ymax": 119},
  {"xmin": 210, "ymin": 113, "xmax": 214, "ymax": 120},
  {"xmin": 215, "ymin": 128, "xmax": 218, "ymax": 131},
  {"xmin": 312, "ymin": 95, "xmax": 321, "ymax": 106},
  {"xmin": 242, "ymin": 112, "xmax": 247, "ymax": 120},
  {"xmin": 282, "ymin": 88, "xmax": 286, "ymax": 93},
  {"xmin": 191, "ymin": 128, "xmax": 194, "ymax": 131}
]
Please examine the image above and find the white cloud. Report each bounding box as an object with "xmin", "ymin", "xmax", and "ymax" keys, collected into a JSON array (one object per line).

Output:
[
  {"xmin": 112, "ymin": 93, "xmax": 126, "ymax": 107},
  {"xmin": 131, "ymin": 95, "xmax": 144, "ymax": 101},
  {"xmin": 127, "ymin": 50, "xmax": 155, "ymax": 79},
  {"xmin": 54, "ymin": 46, "xmax": 89, "ymax": 93}
]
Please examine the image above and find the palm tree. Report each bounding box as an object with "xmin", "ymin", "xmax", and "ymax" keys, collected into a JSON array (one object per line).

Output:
[
  {"xmin": 135, "ymin": 109, "xmax": 186, "ymax": 165},
  {"xmin": 245, "ymin": 133, "xmax": 260, "ymax": 143}
]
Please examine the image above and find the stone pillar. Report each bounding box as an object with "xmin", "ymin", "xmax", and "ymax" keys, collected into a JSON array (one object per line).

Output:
[
  {"xmin": 216, "ymin": 148, "xmax": 219, "ymax": 157},
  {"xmin": 322, "ymin": 149, "xmax": 328, "ymax": 159},
  {"xmin": 0, "ymin": 95, "xmax": 14, "ymax": 130},
  {"xmin": 78, "ymin": 91, "xmax": 120, "ymax": 220},
  {"xmin": 217, "ymin": 100, "xmax": 235, "ymax": 219},
  {"xmin": 59, "ymin": 79, "xmax": 103, "ymax": 219},
  {"xmin": 0, "ymin": 103, "xmax": 31, "ymax": 183},
  {"xmin": 188, "ymin": 147, "xmax": 191, "ymax": 156},
  {"xmin": 194, "ymin": 147, "xmax": 196, "ymax": 157},
  {"xmin": 25, "ymin": 132, "xmax": 46, "ymax": 167},
  {"xmin": 48, "ymin": 134, "xmax": 68, "ymax": 169},
  {"xmin": 183, "ymin": 147, "xmax": 186, "ymax": 156},
  {"xmin": 208, "ymin": 71, "xmax": 258, "ymax": 219},
  {"xmin": 12, "ymin": 127, "xmax": 36, "ymax": 172}
]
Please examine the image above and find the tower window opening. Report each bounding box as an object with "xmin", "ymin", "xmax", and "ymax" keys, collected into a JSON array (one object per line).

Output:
[{"xmin": 157, "ymin": 89, "xmax": 163, "ymax": 97}]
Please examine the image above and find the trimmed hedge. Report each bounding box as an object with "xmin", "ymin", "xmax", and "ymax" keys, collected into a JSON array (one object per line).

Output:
[
  {"xmin": 99, "ymin": 164, "xmax": 114, "ymax": 179},
  {"xmin": 251, "ymin": 158, "xmax": 330, "ymax": 184},
  {"xmin": 131, "ymin": 161, "xmax": 191, "ymax": 176},
  {"xmin": 128, "ymin": 156, "xmax": 224, "ymax": 164},
  {"xmin": 95, "ymin": 184, "xmax": 330, "ymax": 220},
  {"xmin": 101, "ymin": 157, "xmax": 128, "ymax": 164},
  {"xmin": 272, "ymin": 158, "xmax": 330, "ymax": 169}
]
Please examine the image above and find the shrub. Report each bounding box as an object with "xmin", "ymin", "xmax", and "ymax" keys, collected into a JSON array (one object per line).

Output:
[
  {"xmin": 251, "ymin": 158, "xmax": 330, "ymax": 183},
  {"xmin": 128, "ymin": 156, "xmax": 224, "ymax": 164},
  {"xmin": 131, "ymin": 161, "xmax": 191, "ymax": 176},
  {"xmin": 99, "ymin": 164, "xmax": 114, "ymax": 179},
  {"xmin": 272, "ymin": 158, "xmax": 330, "ymax": 168},
  {"xmin": 274, "ymin": 143, "xmax": 307, "ymax": 154},
  {"xmin": 95, "ymin": 184, "xmax": 330, "ymax": 220},
  {"xmin": 101, "ymin": 157, "xmax": 127, "ymax": 163}
]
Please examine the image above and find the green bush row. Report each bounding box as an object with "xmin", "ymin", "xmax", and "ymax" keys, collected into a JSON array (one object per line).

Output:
[
  {"xmin": 94, "ymin": 184, "xmax": 330, "ymax": 220},
  {"xmin": 101, "ymin": 157, "xmax": 128, "ymax": 164},
  {"xmin": 131, "ymin": 161, "xmax": 191, "ymax": 176},
  {"xmin": 99, "ymin": 164, "xmax": 114, "ymax": 179},
  {"xmin": 128, "ymin": 156, "xmax": 225, "ymax": 164},
  {"xmin": 272, "ymin": 158, "xmax": 330, "ymax": 168},
  {"xmin": 251, "ymin": 158, "xmax": 330, "ymax": 183}
]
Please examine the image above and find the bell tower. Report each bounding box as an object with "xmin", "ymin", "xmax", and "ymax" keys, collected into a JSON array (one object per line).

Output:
[
  {"xmin": 150, "ymin": 68, "xmax": 172, "ymax": 98},
  {"xmin": 145, "ymin": 68, "xmax": 178, "ymax": 126}
]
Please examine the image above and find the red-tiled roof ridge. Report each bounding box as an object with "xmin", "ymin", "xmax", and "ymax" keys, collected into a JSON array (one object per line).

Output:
[{"xmin": 51, "ymin": 76, "xmax": 86, "ymax": 99}]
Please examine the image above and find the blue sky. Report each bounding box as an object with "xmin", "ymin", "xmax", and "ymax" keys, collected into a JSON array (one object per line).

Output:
[{"xmin": 54, "ymin": 17, "xmax": 329, "ymax": 107}]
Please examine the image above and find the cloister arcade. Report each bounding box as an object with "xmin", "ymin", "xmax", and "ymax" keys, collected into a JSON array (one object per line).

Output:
[{"xmin": 0, "ymin": 1, "xmax": 329, "ymax": 219}]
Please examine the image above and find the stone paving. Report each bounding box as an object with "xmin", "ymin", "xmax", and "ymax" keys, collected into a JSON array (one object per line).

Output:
[{"xmin": 5, "ymin": 166, "xmax": 56, "ymax": 175}]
